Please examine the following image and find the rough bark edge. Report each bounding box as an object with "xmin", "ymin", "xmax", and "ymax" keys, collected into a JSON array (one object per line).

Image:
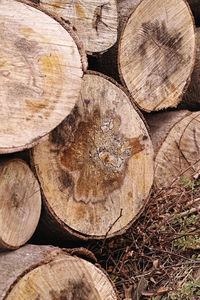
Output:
[
  {"xmin": 3, "ymin": 247, "xmax": 119, "ymax": 300},
  {"xmin": 0, "ymin": 158, "xmax": 41, "ymax": 251},
  {"xmin": 28, "ymin": 0, "xmax": 118, "ymax": 56},
  {"xmin": 117, "ymin": 0, "xmax": 197, "ymax": 112},
  {"xmin": 30, "ymin": 70, "xmax": 153, "ymax": 241}
]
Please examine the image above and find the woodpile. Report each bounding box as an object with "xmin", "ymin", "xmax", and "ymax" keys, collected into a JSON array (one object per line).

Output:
[{"xmin": 0, "ymin": 0, "xmax": 199, "ymax": 298}]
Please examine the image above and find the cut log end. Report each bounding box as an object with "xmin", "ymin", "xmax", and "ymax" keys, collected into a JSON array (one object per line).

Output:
[
  {"xmin": 1, "ymin": 245, "xmax": 118, "ymax": 299},
  {"xmin": 0, "ymin": 0, "xmax": 84, "ymax": 153},
  {"xmin": 38, "ymin": 0, "xmax": 118, "ymax": 54},
  {"xmin": 118, "ymin": 0, "xmax": 196, "ymax": 111},
  {"xmin": 32, "ymin": 72, "xmax": 154, "ymax": 239},
  {"xmin": 0, "ymin": 159, "xmax": 41, "ymax": 250},
  {"xmin": 152, "ymin": 111, "xmax": 200, "ymax": 188}
]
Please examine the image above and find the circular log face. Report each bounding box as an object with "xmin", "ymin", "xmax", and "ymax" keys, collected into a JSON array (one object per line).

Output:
[
  {"xmin": 33, "ymin": 73, "xmax": 154, "ymax": 238},
  {"xmin": 0, "ymin": 0, "xmax": 83, "ymax": 153},
  {"xmin": 39, "ymin": 0, "xmax": 118, "ymax": 53},
  {"xmin": 6, "ymin": 254, "xmax": 117, "ymax": 299},
  {"xmin": 0, "ymin": 160, "xmax": 41, "ymax": 249},
  {"xmin": 155, "ymin": 112, "xmax": 200, "ymax": 188},
  {"xmin": 119, "ymin": 0, "xmax": 196, "ymax": 111}
]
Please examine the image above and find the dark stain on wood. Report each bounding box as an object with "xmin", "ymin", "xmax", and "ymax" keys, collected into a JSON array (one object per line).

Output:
[
  {"xmin": 138, "ymin": 19, "xmax": 183, "ymax": 88},
  {"xmin": 58, "ymin": 169, "xmax": 73, "ymax": 190},
  {"xmin": 59, "ymin": 105, "xmax": 144, "ymax": 203},
  {"xmin": 50, "ymin": 105, "xmax": 81, "ymax": 148},
  {"xmin": 49, "ymin": 279, "xmax": 94, "ymax": 299}
]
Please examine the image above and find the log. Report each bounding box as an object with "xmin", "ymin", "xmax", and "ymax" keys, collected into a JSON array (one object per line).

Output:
[
  {"xmin": 0, "ymin": 244, "xmax": 118, "ymax": 299},
  {"xmin": 146, "ymin": 111, "xmax": 200, "ymax": 188},
  {"xmin": 32, "ymin": 71, "xmax": 154, "ymax": 240},
  {"xmin": 0, "ymin": 159, "xmax": 41, "ymax": 250},
  {"xmin": 179, "ymin": 27, "xmax": 200, "ymax": 110},
  {"xmin": 88, "ymin": 0, "xmax": 140, "ymax": 82},
  {"xmin": 33, "ymin": 0, "xmax": 118, "ymax": 54},
  {"xmin": 0, "ymin": 0, "xmax": 86, "ymax": 154},
  {"xmin": 118, "ymin": 0, "xmax": 196, "ymax": 111}
]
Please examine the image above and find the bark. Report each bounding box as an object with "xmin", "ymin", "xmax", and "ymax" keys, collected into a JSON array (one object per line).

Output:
[
  {"xmin": 0, "ymin": 0, "xmax": 86, "ymax": 154},
  {"xmin": 187, "ymin": 0, "xmax": 200, "ymax": 26},
  {"xmin": 146, "ymin": 111, "xmax": 200, "ymax": 188},
  {"xmin": 118, "ymin": 0, "xmax": 196, "ymax": 111},
  {"xmin": 0, "ymin": 159, "xmax": 41, "ymax": 250},
  {"xmin": 31, "ymin": 71, "xmax": 154, "ymax": 240},
  {"xmin": 0, "ymin": 244, "xmax": 118, "ymax": 299},
  {"xmin": 179, "ymin": 27, "xmax": 200, "ymax": 110},
  {"xmin": 31, "ymin": 0, "xmax": 118, "ymax": 54}
]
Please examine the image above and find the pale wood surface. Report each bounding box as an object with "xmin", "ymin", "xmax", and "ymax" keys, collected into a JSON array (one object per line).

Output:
[
  {"xmin": 38, "ymin": 0, "xmax": 118, "ymax": 54},
  {"xmin": 32, "ymin": 72, "xmax": 154, "ymax": 238},
  {"xmin": 151, "ymin": 111, "xmax": 200, "ymax": 188},
  {"xmin": 0, "ymin": 244, "xmax": 118, "ymax": 300},
  {"xmin": 119, "ymin": 0, "xmax": 196, "ymax": 111},
  {"xmin": 0, "ymin": 159, "xmax": 41, "ymax": 250},
  {"xmin": 0, "ymin": 0, "xmax": 84, "ymax": 153}
]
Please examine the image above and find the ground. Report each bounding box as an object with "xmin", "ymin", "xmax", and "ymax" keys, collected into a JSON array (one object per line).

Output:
[{"xmin": 88, "ymin": 177, "xmax": 200, "ymax": 299}]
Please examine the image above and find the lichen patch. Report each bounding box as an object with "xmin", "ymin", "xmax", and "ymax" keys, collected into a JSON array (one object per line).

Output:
[{"xmin": 59, "ymin": 105, "xmax": 144, "ymax": 203}]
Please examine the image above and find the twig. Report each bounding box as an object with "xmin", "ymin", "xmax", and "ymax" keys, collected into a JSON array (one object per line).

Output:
[{"xmin": 101, "ymin": 209, "xmax": 123, "ymax": 252}]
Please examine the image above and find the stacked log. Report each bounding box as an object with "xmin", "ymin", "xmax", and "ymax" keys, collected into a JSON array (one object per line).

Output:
[
  {"xmin": 31, "ymin": 71, "xmax": 154, "ymax": 240},
  {"xmin": 0, "ymin": 0, "xmax": 86, "ymax": 153},
  {"xmin": 146, "ymin": 111, "xmax": 200, "ymax": 188},
  {"xmin": 0, "ymin": 244, "xmax": 118, "ymax": 299},
  {"xmin": 0, "ymin": 159, "xmax": 41, "ymax": 250},
  {"xmin": 118, "ymin": 0, "xmax": 196, "ymax": 111}
]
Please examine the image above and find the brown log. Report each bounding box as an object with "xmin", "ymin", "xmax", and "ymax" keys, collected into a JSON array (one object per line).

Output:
[
  {"xmin": 0, "ymin": 159, "xmax": 41, "ymax": 250},
  {"xmin": 0, "ymin": 244, "xmax": 118, "ymax": 299},
  {"xmin": 118, "ymin": 0, "xmax": 196, "ymax": 111},
  {"xmin": 0, "ymin": 0, "xmax": 86, "ymax": 154},
  {"xmin": 146, "ymin": 111, "xmax": 200, "ymax": 188},
  {"xmin": 31, "ymin": 71, "xmax": 154, "ymax": 240},
  {"xmin": 31, "ymin": 0, "xmax": 118, "ymax": 54},
  {"xmin": 179, "ymin": 27, "xmax": 200, "ymax": 110}
]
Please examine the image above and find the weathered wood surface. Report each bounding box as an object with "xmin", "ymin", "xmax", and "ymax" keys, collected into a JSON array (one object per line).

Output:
[
  {"xmin": 0, "ymin": 159, "xmax": 41, "ymax": 250},
  {"xmin": 35, "ymin": 0, "xmax": 118, "ymax": 54},
  {"xmin": 146, "ymin": 111, "xmax": 200, "ymax": 188},
  {"xmin": 118, "ymin": 0, "xmax": 196, "ymax": 111},
  {"xmin": 0, "ymin": 0, "xmax": 86, "ymax": 154},
  {"xmin": 0, "ymin": 244, "xmax": 118, "ymax": 299},
  {"xmin": 32, "ymin": 71, "xmax": 154, "ymax": 240}
]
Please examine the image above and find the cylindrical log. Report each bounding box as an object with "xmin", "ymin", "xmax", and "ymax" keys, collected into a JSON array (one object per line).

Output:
[
  {"xmin": 88, "ymin": 0, "xmax": 140, "ymax": 82},
  {"xmin": 179, "ymin": 27, "xmax": 200, "ymax": 110},
  {"xmin": 32, "ymin": 0, "xmax": 118, "ymax": 54},
  {"xmin": 146, "ymin": 111, "xmax": 200, "ymax": 188},
  {"xmin": 0, "ymin": 0, "xmax": 86, "ymax": 154},
  {"xmin": 0, "ymin": 244, "xmax": 118, "ymax": 299},
  {"xmin": 0, "ymin": 159, "xmax": 41, "ymax": 250},
  {"xmin": 32, "ymin": 71, "xmax": 154, "ymax": 240},
  {"xmin": 118, "ymin": 0, "xmax": 196, "ymax": 112}
]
